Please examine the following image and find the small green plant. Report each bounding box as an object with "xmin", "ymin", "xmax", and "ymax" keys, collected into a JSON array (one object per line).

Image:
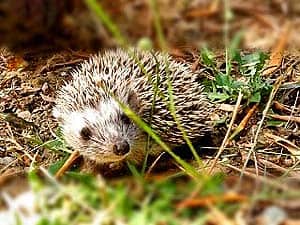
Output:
[
  {"xmin": 201, "ymin": 49, "xmax": 272, "ymax": 104},
  {"xmin": 28, "ymin": 128, "xmax": 72, "ymax": 175},
  {"xmin": 28, "ymin": 127, "xmax": 70, "ymax": 154}
]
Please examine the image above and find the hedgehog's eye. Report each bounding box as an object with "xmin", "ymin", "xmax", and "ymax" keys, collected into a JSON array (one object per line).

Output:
[
  {"xmin": 104, "ymin": 67, "xmax": 109, "ymax": 74},
  {"xmin": 80, "ymin": 127, "xmax": 92, "ymax": 141},
  {"xmin": 121, "ymin": 114, "xmax": 131, "ymax": 125}
]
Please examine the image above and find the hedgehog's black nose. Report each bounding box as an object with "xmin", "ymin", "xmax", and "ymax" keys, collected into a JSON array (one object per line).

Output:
[{"xmin": 113, "ymin": 141, "xmax": 130, "ymax": 156}]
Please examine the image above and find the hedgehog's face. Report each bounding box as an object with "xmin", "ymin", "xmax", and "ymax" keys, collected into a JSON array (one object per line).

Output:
[{"xmin": 54, "ymin": 98, "xmax": 147, "ymax": 163}]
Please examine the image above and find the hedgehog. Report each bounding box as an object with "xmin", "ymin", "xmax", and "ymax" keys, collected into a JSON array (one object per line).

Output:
[{"xmin": 53, "ymin": 49, "xmax": 218, "ymax": 168}]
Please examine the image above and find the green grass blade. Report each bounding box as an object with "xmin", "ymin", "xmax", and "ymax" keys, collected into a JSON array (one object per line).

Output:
[
  {"xmin": 85, "ymin": 0, "xmax": 127, "ymax": 47},
  {"xmin": 163, "ymin": 57, "xmax": 203, "ymax": 168},
  {"xmin": 149, "ymin": 0, "xmax": 167, "ymax": 51},
  {"xmin": 120, "ymin": 102, "xmax": 203, "ymax": 181}
]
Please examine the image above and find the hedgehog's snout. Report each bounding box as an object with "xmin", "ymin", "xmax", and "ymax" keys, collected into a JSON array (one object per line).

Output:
[{"xmin": 112, "ymin": 141, "xmax": 130, "ymax": 156}]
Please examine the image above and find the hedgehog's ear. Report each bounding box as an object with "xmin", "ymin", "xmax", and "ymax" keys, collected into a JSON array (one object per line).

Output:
[{"xmin": 127, "ymin": 91, "xmax": 141, "ymax": 113}]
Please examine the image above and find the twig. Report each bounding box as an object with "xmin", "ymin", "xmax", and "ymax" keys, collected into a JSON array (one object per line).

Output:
[
  {"xmin": 258, "ymin": 158, "xmax": 300, "ymax": 178},
  {"xmin": 145, "ymin": 152, "xmax": 166, "ymax": 178},
  {"xmin": 268, "ymin": 114, "xmax": 300, "ymax": 124},
  {"xmin": 208, "ymin": 91, "xmax": 243, "ymax": 174},
  {"xmin": 285, "ymin": 90, "xmax": 299, "ymax": 128},
  {"xmin": 265, "ymin": 133, "xmax": 300, "ymax": 160},
  {"xmin": 273, "ymin": 101, "xmax": 292, "ymax": 113},
  {"xmin": 239, "ymin": 75, "xmax": 284, "ymax": 183},
  {"xmin": 225, "ymin": 163, "xmax": 296, "ymax": 192},
  {"xmin": 229, "ymin": 103, "xmax": 258, "ymax": 140},
  {"xmin": 263, "ymin": 21, "xmax": 291, "ymax": 76},
  {"xmin": 55, "ymin": 150, "xmax": 80, "ymax": 178},
  {"xmin": 185, "ymin": 0, "xmax": 219, "ymax": 18},
  {"xmin": 177, "ymin": 192, "xmax": 247, "ymax": 209}
]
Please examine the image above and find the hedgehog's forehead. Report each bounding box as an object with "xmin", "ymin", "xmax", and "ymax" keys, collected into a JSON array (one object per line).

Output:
[
  {"xmin": 97, "ymin": 98, "xmax": 122, "ymax": 117},
  {"xmin": 65, "ymin": 99, "xmax": 119, "ymax": 127},
  {"xmin": 66, "ymin": 100, "xmax": 122, "ymax": 134},
  {"xmin": 80, "ymin": 99, "xmax": 122, "ymax": 122}
]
